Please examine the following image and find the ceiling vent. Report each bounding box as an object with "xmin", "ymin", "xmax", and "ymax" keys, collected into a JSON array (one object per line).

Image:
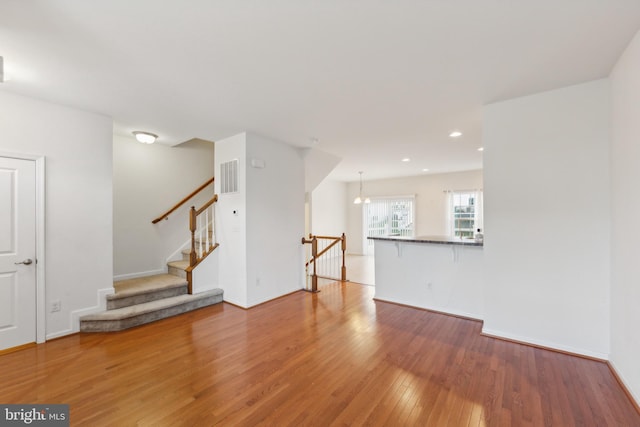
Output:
[{"xmin": 220, "ymin": 159, "xmax": 239, "ymax": 194}]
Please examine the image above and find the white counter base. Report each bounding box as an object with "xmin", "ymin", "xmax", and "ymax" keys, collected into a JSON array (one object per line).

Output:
[{"xmin": 372, "ymin": 239, "xmax": 484, "ymax": 320}]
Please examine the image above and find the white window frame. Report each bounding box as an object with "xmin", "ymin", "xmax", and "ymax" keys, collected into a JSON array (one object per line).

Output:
[{"xmin": 447, "ymin": 190, "xmax": 483, "ymax": 238}]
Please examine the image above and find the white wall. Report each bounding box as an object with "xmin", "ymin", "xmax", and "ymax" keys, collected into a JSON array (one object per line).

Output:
[
  {"xmin": 214, "ymin": 133, "xmax": 248, "ymax": 307},
  {"xmin": 0, "ymin": 91, "xmax": 113, "ymax": 338},
  {"xmin": 483, "ymin": 79, "xmax": 611, "ymax": 358},
  {"xmin": 346, "ymin": 170, "xmax": 483, "ymax": 254},
  {"xmin": 246, "ymin": 133, "xmax": 305, "ymax": 307},
  {"xmin": 113, "ymin": 135, "xmax": 214, "ymax": 279},
  {"xmin": 310, "ymin": 179, "xmax": 347, "ymax": 237},
  {"xmin": 303, "ymin": 148, "xmax": 341, "ymax": 193},
  {"xmin": 192, "ymin": 249, "xmax": 219, "ymax": 294},
  {"xmin": 610, "ymin": 29, "xmax": 640, "ymax": 404}
]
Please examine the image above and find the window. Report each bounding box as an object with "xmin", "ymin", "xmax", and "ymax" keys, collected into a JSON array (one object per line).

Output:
[
  {"xmin": 448, "ymin": 191, "xmax": 483, "ymax": 238},
  {"xmin": 364, "ymin": 197, "xmax": 415, "ymax": 252}
]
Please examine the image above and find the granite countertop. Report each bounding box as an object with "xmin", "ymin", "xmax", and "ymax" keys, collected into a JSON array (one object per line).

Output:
[{"xmin": 367, "ymin": 235, "xmax": 483, "ymax": 247}]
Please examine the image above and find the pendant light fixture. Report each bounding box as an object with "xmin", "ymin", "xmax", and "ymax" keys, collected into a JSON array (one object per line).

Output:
[{"xmin": 354, "ymin": 171, "xmax": 370, "ymax": 204}]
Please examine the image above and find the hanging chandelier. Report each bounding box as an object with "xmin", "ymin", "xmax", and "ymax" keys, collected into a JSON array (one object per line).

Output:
[{"xmin": 353, "ymin": 171, "xmax": 370, "ymax": 204}]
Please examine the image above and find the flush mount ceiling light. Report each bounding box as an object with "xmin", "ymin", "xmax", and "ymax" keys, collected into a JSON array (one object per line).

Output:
[
  {"xmin": 449, "ymin": 130, "xmax": 463, "ymax": 138},
  {"xmin": 353, "ymin": 171, "xmax": 370, "ymax": 205},
  {"xmin": 132, "ymin": 131, "xmax": 158, "ymax": 144}
]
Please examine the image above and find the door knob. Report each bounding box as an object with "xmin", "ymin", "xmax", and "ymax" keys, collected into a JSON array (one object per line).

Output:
[{"xmin": 15, "ymin": 259, "xmax": 33, "ymax": 265}]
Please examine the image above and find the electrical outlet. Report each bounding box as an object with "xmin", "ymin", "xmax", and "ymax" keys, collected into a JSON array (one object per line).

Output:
[{"xmin": 51, "ymin": 299, "xmax": 61, "ymax": 313}]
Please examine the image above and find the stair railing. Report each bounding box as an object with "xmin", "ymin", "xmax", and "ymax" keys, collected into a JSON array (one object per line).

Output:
[
  {"xmin": 151, "ymin": 176, "xmax": 218, "ymax": 294},
  {"xmin": 185, "ymin": 194, "xmax": 219, "ymax": 293},
  {"xmin": 301, "ymin": 233, "xmax": 346, "ymax": 292},
  {"xmin": 151, "ymin": 177, "xmax": 214, "ymax": 224}
]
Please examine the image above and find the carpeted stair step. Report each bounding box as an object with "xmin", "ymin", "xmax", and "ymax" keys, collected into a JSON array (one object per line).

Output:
[
  {"xmin": 108, "ymin": 274, "xmax": 188, "ymax": 310},
  {"xmin": 80, "ymin": 289, "xmax": 224, "ymax": 332},
  {"xmin": 167, "ymin": 260, "xmax": 189, "ymax": 278}
]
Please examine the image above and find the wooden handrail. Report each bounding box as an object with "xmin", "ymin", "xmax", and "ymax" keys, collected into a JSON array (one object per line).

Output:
[
  {"xmin": 194, "ymin": 194, "xmax": 218, "ymax": 216},
  {"xmin": 152, "ymin": 177, "xmax": 214, "ymax": 224},
  {"xmin": 309, "ymin": 234, "xmax": 343, "ymax": 240}
]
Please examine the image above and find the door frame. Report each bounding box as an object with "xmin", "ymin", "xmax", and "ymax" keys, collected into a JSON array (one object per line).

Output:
[{"xmin": 0, "ymin": 151, "xmax": 46, "ymax": 344}]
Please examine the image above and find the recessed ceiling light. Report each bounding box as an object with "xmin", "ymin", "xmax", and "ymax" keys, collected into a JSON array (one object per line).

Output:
[
  {"xmin": 401, "ymin": 158, "xmax": 411, "ymax": 162},
  {"xmin": 449, "ymin": 131, "xmax": 463, "ymax": 138},
  {"xmin": 132, "ymin": 131, "xmax": 158, "ymax": 144},
  {"xmin": 477, "ymin": 147, "xmax": 484, "ymax": 152},
  {"xmin": 422, "ymin": 168, "xmax": 429, "ymax": 172}
]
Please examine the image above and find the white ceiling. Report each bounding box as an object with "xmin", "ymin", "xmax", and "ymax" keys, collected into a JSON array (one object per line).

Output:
[{"xmin": 1, "ymin": 1, "xmax": 639, "ymax": 181}]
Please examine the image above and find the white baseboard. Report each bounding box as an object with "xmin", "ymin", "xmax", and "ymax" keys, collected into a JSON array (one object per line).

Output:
[
  {"xmin": 373, "ymin": 295, "xmax": 483, "ymax": 322},
  {"xmin": 481, "ymin": 327, "xmax": 609, "ymax": 361},
  {"xmin": 113, "ymin": 268, "xmax": 167, "ymax": 282},
  {"xmin": 46, "ymin": 287, "xmax": 115, "ymax": 340},
  {"xmin": 608, "ymin": 359, "xmax": 640, "ymax": 410},
  {"xmin": 45, "ymin": 329, "xmax": 74, "ymax": 340},
  {"xmin": 223, "ymin": 296, "xmax": 247, "ymax": 309}
]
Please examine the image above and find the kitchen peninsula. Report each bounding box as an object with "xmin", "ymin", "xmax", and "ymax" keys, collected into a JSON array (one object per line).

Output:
[{"xmin": 369, "ymin": 236, "xmax": 484, "ymax": 320}]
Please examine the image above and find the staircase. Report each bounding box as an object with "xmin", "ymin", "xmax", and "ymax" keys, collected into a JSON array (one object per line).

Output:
[
  {"xmin": 81, "ymin": 177, "xmax": 222, "ymax": 332},
  {"xmin": 80, "ymin": 250, "xmax": 223, "ymax": 332}
]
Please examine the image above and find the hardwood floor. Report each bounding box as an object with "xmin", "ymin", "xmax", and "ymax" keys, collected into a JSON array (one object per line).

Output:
[{"xmin": 1, "ymin": 281, "xmax": 638, "ymax": 426}]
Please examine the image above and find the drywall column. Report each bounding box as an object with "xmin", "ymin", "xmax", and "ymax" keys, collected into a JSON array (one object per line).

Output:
[
  {"xmin": 245, "ymin": 133, "xmax": 305, "ymax": 306},
  {"xmin": 610, "ymin": 29, "xmax": 640, "ymax": 404},
  {"xmin": 215, "ymin": 132, "xmax": 305, "ymax": 308},
  {"xmin": 482, "ymin": 79, "xmax": 610, "ymax": 358},
  {"xmin": 215, "ymin": 133, "xmax": 248, "ymax": 307}
]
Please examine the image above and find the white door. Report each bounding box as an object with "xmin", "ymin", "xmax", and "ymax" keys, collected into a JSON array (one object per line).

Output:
[{"xmin": 0, "ymin": 156, "xmax": 36, "ymax": 351}]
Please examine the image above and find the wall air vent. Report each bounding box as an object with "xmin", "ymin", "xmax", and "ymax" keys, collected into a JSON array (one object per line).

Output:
[{"xmin": 220, "ymin": 159, "xmax": 239, "ymax": 194}]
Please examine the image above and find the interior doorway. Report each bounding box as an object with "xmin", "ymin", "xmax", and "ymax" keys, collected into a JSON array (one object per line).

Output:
[
  {"xmin": 0, "ymin": 156, "xmax": 36, "ymax": 351},
  {"xmin": 0, "ymin": 153, "xmax": 45, "ymax": 351}
]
